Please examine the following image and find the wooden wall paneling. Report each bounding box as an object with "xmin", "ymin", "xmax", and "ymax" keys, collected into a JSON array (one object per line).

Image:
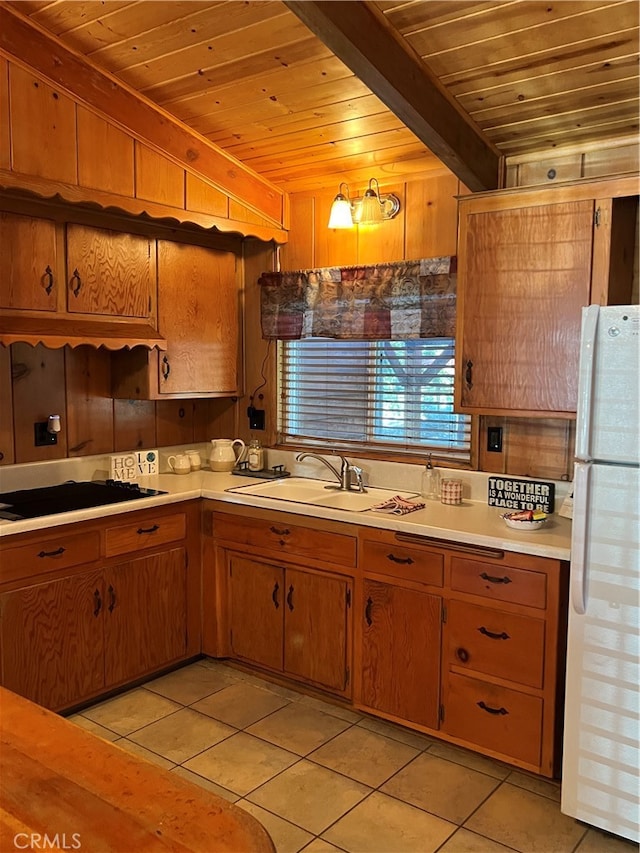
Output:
[
  {"xmin": 583, "ymin": 142, "xmax": 639, "ymax": 180},
  {"xmin": 135, "ymin": 143, "xmax": 184, "ymax": 209},
  {"xmin": 0, "ymin": 57, "xmax": 9, "ymax": 170},
  {"xmin": 0, "ymin": 346, "xmax": 15, "ymax": 465},
  {"xmin": 314, "ymin": 190, "xmax": 359, "ymax": 267},
  {"xmin": 200, "ymin": 398, "xmax": 240, "ymax": 446},
  {"xmin": 185, "ymin": 173, "xmax": 229, "ymax": 218},
  {"xmin": 404, "ymin": 173, "xmax": 459, "ymax": 260},
  {"xmin": 504, "ymin": 418, "xmax": 575, "ymax": 481},
  {"xmin": 113, "ymin": 399, "xmax": 156, "ymax": 451},
  {"xmin": 517, "ymin": 155, "xmax": 583, "ymax": 189},
  {"xmin": 8, "ymin": 63, "xmax": 77, "ymax": 185},
  {"xmin": 11, "ymin": 343, "xmax": 67, "ymax": 462},
  {"xmin": 607, "ymin": 196, "xmax": 638, "ymax": 305},
  {"xmin": 357, "ymin": 183, "xmax": 405, "ymax": 265},
  {"xmin": 65, "ymin": 346, "xmax": 114, "ymax": 456},
  {"xmin": 229, "ymin": 200, "xmax": 270, "ymax": 228},
  {"xmin": 77, "ymin": 107, "xmax": 135, "ymax": 197},
  {"xmin": 237, "ymin": 239, "xmax": 278, "ymax": 447},
  {"xmin": 279, "ymin": 194, "xmax": 314, "ymax": 271},
  {"xmin": 155, "ymin": 400, "xmax": 195, "ymax": 447}
]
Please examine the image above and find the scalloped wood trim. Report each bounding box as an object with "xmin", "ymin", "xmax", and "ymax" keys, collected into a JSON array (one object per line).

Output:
[
  {"xmin": 0, "ymin": 316, "xmax": 167, "ymax": 350},
  {"xmin": 0, "ymin": 171, "xmax": 288, "ymax": 244}
]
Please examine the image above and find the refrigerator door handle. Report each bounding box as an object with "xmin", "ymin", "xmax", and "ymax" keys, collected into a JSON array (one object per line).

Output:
[
  {"xmin": 575, "ymin": 305, "xmax": 599, "ymax": 461},
  {"xmin": 571, "ymin": 462, "xmax": 591, "ymax": 615}
]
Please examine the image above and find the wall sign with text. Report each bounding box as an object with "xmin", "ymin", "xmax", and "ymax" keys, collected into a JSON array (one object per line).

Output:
[{"xmin": 487, "ymin": 476, "xmax": 555, "ymax": 514}]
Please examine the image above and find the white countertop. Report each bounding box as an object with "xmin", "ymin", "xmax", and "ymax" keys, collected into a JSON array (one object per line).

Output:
[{"xmin": 0, "ymin": 470, "xmax": 572, "ymax": 561}]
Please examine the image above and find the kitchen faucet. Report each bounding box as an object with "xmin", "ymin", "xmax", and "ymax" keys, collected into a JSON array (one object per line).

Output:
[{"xmin": 295, "ymin": 453, "xmax": 365, "ymax": 492}]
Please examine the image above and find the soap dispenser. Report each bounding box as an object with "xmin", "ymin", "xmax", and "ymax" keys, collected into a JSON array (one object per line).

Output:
[{"xmin": 421, "ymin": 454, "xmax": 440, "ymax": 500}]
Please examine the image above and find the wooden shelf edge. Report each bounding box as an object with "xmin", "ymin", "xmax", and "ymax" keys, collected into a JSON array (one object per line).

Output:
[
  {"xmin": 0, "ymin": 315, "xmax": 168, "ymax": 350},
  {"xmin": 0, "ymin": 171, "xmax": 289, "ymax": 244}
]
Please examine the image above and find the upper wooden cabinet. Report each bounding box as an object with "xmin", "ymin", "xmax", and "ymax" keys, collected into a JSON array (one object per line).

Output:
[
  {"xmin": 0, "ymin": 212, "xmax": 57, "ymax": 312},
  {"xmin": 455, "ymin": 177, "xmax": 638, "ymax": 417},
  {"xmin": 112, "ymin": 240, "xmax": 240, "ymax": 399},
  {"xmin": 66, "ymin": 224, "xmax": 154, "ymax": 319}
]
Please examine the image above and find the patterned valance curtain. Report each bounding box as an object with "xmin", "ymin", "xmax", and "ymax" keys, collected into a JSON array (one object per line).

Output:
[{"xmin": 258, "ymin": 256, "xmax": 457, "ymax": 341}]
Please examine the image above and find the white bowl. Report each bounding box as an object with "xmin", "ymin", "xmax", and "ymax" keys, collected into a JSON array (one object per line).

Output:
[{"xmin": 501, "ymin": 512, "xmax": 547, "ymax": 531}]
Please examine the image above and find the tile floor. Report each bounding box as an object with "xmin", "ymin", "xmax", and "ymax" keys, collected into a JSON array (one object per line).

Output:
[{"xmin": 69, "ymin": 660, "xmax": 635, "ymax": 853}]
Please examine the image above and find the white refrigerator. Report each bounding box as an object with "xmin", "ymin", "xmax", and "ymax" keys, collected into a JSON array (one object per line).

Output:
[{"xmin": 561, "ymin": 304, "xmax": 639, "ymax": 842}]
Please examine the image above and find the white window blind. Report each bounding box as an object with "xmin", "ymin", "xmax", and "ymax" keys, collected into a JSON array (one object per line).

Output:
[{"xmin": 278, "ymin": 338, "xmax": 471, "ymax": 460}]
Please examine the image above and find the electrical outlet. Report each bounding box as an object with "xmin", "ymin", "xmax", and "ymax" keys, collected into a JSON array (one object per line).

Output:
[
  {"xmin": 487, "ymin": 426, "xmax": 503, "ymax": 453},
  {"xmin": 248, "ymin": 407, "xmax": 265, "ymax": 430},
  {"xmin": 34, "ymin": 422, "xmax": 57, "ymax": 446}
]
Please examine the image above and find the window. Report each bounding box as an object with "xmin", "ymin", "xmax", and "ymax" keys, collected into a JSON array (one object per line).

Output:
[{"xmin": 278, "ymin": 337, "xmax": 471, "ymax": 461}]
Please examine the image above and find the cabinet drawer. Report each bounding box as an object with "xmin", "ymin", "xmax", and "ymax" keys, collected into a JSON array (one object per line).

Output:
[
  {"xmin": 444, "ymin": 673, "xmax": 543, "ymax": 767},
  {"xmin": 105, "ymin": 513, "xmax": 186, "ymax": 557},
  {"xmin": 361, "ymin": 540, "xmax": 443, "ymax": 587},
  {"xmin": 1, "ymin": 532, "xmax": 100, "ymax": 584},
  {"xmin": 451, "ymin": 557, "xmax": 546, "ymax": 609},
  {"xmin": 448, "ymin": 600, "xmax": 545, "ymax": 688},
  {"xmin": 214, "ymin": 513, "xmax": 357, "ymax": 567}
]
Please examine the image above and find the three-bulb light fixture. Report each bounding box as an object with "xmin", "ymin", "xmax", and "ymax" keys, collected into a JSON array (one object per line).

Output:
[{"xmin": 328, "ymin": 178, "xmax": 401, "ymax": 229}]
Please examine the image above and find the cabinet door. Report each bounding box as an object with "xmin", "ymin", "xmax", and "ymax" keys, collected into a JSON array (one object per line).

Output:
[
  {"xmin": 458, "ymin": 200, "xmax": 593, "ymax": 414},
  {"xmin": 104, "ymin": 548, "xmax": 187, "ymax": 686},
  {"xmin": 361, "ymin": 579, "xmax": 441, "ymax": 728},
  {"xmin": 157, "ymin": 241, "xmax": 238, "ymax": 395},
  {"xmin": 66, "ymin": 223, "xmax": 154, "ymax": 318},
  {"xmin": 0, "ymin": 571, "xmax": 104, "ymax": 710},
  {"xmin": 284, "ymin": 568, "xmax": 350, "ymax": 693},
  {"xmin": 228, "ymin": 554, "xmax": 283, "ymax": 671},
  {"xmin": 0, "ymin": 212, "xmax": 57, "ymax": 311}
]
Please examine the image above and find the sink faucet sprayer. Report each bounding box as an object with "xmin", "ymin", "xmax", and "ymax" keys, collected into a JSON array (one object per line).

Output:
[{"xmin": 295, "ymin": 453, "xmax": 365, "ymax": 492}]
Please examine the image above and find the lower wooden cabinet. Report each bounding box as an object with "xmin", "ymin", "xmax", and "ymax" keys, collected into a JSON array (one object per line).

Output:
[
  {"xmin": 361, "ymin": 579, "xmax": 442, "ymax": 729},
  {"xmin": 104, "ymin": 548, "xmax": 188, "ymax": 685},
  {"xmin": 0, "ymin": 569, "xmax": 105, "ymax": 709},
  {"xmin": 209, "ymin": 505, "xmax": 568, "ymax": 777},
  {"xmin": 0, "ymin": 503, "xmax": 200, "ymax": 712},
  {"xmin": 227, "ymin": 552, "xmax": 351, "ymax": 695}
]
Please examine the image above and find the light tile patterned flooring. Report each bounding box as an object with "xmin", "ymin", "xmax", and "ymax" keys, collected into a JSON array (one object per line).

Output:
[{"xmin": 70, "ymin": 660, "xmax": 635, "ymax": 853}]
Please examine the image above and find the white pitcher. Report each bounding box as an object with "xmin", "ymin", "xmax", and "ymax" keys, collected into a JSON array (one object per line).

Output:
[{"xmin": 209, "ymin": 438, "xmax": 245, "ymax": 472}]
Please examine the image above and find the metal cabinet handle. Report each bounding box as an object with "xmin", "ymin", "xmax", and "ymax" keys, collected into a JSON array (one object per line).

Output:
[
  {"xmin": 286, "ymin": 585, "xmax": 294, "ymax": 611},
  {"xmin": 137, "ymin": 524, "xmax": 159, "ymax": 535},
  {"xmin": 108, "ymin": 584, "xmax": 116, "ymax": 613},
  {"xmin": 272, "ymin": 582, "xmax": 280, "ymax": 609},
  {"xmin": 43, "ymin": 265, "xmax": 54, "ymax": 295},
  {"xmin": 387, "ymin": 553, "xmax": 414, "ymax": 565},
  {"xmin": 465, "ymin": 360, "xmax": 473, "ymax": 390},
  {"xmin": 161, "ymin": 355, "xmax": 171, "ymax": 380},
  {"xmin": 456, "ymin": 647, "xmax": 470, "ymax": 663},
  {"xmin": 478, "ymin": 626, "xmax": 510, "ymax": 640},
  {"xmin": 480, "ymin": 572, "xmax": 512, "ymax": 585},
  {"xmin": 70, "ymin": 268, "xmax": 82, "ymax": 297},
  {"xmin": 270, "ymin": 526, "xmax": 290, "ymax": 536},
  {"xmin": 477, "ymin": 701, "xmax": 508, "ymax": 716},
  {"xmin": 93, "ymin": 589, "xmax": 102, "ymax": 617},
  {"xmin": 37, "ymin": 547, "xmax": 66, "ymax": 558},
  {"xmin": 365, "ymin": 597, "xmax": 373, "ymax": 626}
]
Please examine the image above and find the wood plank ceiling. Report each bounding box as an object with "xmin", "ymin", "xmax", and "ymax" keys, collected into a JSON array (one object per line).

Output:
[{"xmin": 6, "ymin": 0, "xmax": 639, "ymax": 193}]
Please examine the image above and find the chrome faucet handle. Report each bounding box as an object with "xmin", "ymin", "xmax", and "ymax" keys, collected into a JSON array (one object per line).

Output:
[{"xmin": 349, "ymin": 465, "xmax": 366, "ymax": 493}]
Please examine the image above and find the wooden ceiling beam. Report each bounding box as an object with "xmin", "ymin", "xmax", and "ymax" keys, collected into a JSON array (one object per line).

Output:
[
  {"xmin": 0, "ymin": 4, "xmax": 284, "ymax": 224},
  {"xmin": 284, "ymin": 0, "xmax": 503, "ymax": 191}
]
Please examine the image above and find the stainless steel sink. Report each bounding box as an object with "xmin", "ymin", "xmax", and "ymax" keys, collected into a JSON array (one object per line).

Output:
[{"xmin": 226, "ymin": 477, "xmax": 420, "ymax": 512}]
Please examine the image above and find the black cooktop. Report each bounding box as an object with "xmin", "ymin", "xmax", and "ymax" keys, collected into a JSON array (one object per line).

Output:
[{"xmin": 0, "ymin": 480, "xmax": 167, "ymax": 521}]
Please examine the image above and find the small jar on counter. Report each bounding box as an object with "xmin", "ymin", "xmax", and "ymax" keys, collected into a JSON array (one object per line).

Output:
[{"xmin": 247, "ymin": 439, "xmax": 264, "ymax": 471}]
